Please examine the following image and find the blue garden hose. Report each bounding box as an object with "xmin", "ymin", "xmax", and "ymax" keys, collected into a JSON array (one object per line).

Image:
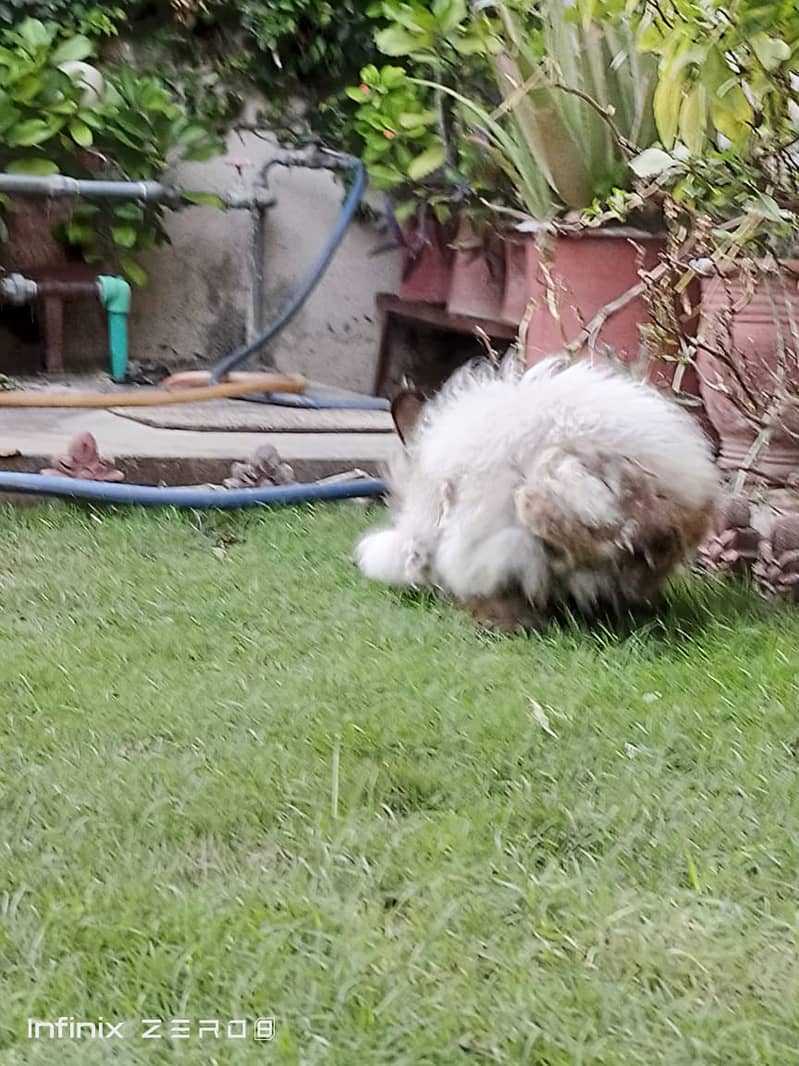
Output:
[
  {"xmin": 244, "ymin": 383, "xmax": 390, "ymax": 411},
  {"xmin": 0, "ymin": 472, "xmax": 386, "ymax": 508},
  {"xmin": 208, "ymin": 153, "xmax": 391, "ymax": 413},
  {"xmin": 209, "ymin": 154, "xmax": 368, "ymax": 386}
]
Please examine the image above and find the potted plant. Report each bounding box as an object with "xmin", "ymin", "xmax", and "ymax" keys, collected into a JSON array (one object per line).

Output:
[
  {"xmin": 348, "ymin": 0, "xmax": 506, "ymax": 306},
  {"xmin": 350, "ymin": 0, "xmax": 702, "ymax": 394},
  {"xmin": 348, "ymin": 61, "xmax": 460, "ymax": 303},
  {"xmin": 433, "ymin": 0, "xmax": 673, "ymax": 367},
  {"xmin": 0, "ymin": 18, "xmax": 223, "ymax": 285},
  {"xmin": 626, "ymin": 0, "xmax": 799, "ymax": 488}
]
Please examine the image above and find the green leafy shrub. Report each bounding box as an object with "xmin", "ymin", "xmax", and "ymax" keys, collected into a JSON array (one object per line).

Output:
[
  {"xmin": 636, "ymin": 0, "xmax": 798, "ymax": 156},
  {"xmin": 627, "ymin": 0, "xmax": 799, "ymax": 257},
  {"xmin": 347, "ymin": 66, "xmax": 441, "ymax": 204},
  {"xmin": 347, "ymin": 0, "xmax": 657, "ymax": 224},
  {"xmin": 155, "ymin": 0, "xmax": 382, "ymax": 103},
  {"xmin": 237, "ymin": 0, "xmax": 378, "ymax": 89},
  {"xmin": 345, "ymin": 0, "xmax": 505, "ymax": 221},
  {"xmin": 0, "ymin": 0, "xmax": 391, "ymax": 157},
  {"xmin": 0, "ymin": 18, "xmax": 224, "ymax": 282},
  {"xmin": 0, "ymin": 0, "xmax": 125, "ymax": 36}
]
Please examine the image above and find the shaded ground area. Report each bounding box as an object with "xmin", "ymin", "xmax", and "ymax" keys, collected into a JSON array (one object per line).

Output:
[{"xmin": 1, "ymin": 504, "xmax": 798, "ymax": 1064}]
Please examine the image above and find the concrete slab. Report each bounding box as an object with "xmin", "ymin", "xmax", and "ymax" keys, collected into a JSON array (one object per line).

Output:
[
  {"xmin": 0, "ymin": 406, "xmax": 395, "ymax": 486},
  {"xmin": 112, "ymin": 400, "xmax": 392, "ymax": 433}
]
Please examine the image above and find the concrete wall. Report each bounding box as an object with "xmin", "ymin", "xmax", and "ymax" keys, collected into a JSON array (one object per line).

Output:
[
  {"xmin": 127, "ymin": 129, "xmax": 401, "ymax": 392},
  {"xmin": 3, "ymin": 126, "xmax": 402, "ymax": 394}
]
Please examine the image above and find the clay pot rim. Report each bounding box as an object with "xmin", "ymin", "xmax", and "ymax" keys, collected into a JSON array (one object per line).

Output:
[
  {"xmin": 509, "ymin": 222, "xmax": 664, "ymax": 242},
  {"xmin": 715, "ymin": 257, "xmax": 799, "ymax": 273},
  {"xmin": 699, "ymin": 259, "xmax": 799, "ymax": 287}
]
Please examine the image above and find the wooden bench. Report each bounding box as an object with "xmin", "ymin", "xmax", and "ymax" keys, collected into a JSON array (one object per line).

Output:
[{"xmin": 372, "ymin": 293, "xmax": 519, "ymax": 396}]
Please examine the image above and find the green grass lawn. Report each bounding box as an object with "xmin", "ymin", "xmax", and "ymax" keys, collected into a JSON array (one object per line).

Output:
[{"xmin": 1, "ymin": 502, "xmax": 799, "ymax": 1065}]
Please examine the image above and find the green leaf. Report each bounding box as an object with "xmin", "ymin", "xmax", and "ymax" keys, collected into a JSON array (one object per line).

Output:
[
  {"xmin": 16, "ymin": 18, "xmax": 52, "ymax": 52},
  {"xmin": 393, "ymin": 197, "xmax": 417, "ymax": 222},
  {"xmin": 0, "ymin": 100, "xmax": 21, "ymax": 134},
  {"xmin": 387, "ymin": 3, "xmax": 436, "ymax": 33},
  {"xmin": 652, "ymin": 75, "xmax": 683, "ymax": 148},
  {"xmin": 364, "ymin": 111, "xmax": 392, "ymax": 131},
  {"xmin": 79, "ymin": 110, "xmax": 105, "ymax": 130},
  {"xmin": 406, "ymin": 141, "xmax": 446, "ymax": 180},
  {"xmin": 684, "ymin": 850, "xmax": 701, "ymax": 893},
  {"xmin": 637, "ymin": 18, "xmax": 666, "ymax": 53},
  {"xmin": 701, "ymin": 46, "xmax": 732, "ymax": 97},
  {"xmin": 381, "ymin": 65, "xmax": 407, "ymax": 88},
  {"xmin": 12, "ymin": 75, "xmax": 43, "ymax": 104},
  {"xmin": 750, "ymin": 33, "xmax": 791, "ymax": 72},
  {"xmin": 5, "ymin": 157, "xmax": 59, "ymax": 175},
  {"xmin": 678, "ymin": 84, "xmax": 707, "ymax": 155},
  {"xmin": 375, "ymin": 25, "xmax": 422, "ymax": 56},
  {"xmin": 450, "ymin": 34, "xmax": 489, "ymax": 56},
  {"xmin": 575, "ymin": 0, "xmax": 595, "ymax": 29},
  {"xmin": 138, "ymin": 83, "xmax": 172, "ymax": 112},
  {"xmin": 182, "ymin": 191, "xmax": 225, "ymax": 208},
  {"xmin": 120, "ymin": 256, "xmax": 148, "ymax": 286},
  {"xmin": 398, "ymin": 109, "xmax": 438, "ymax": 128},
  {"xmin": 710, "ymin": 81, "xmax": 753, "ymax": 144},
  {"xmin": 363, "ymin": 138, "xmax": 393, "ymax": 161},
  {"xmin": 64, "ymin": 220, "xmax": 94, "ymax": 244},
  {"xmin": 176, "ymin": 123, "xmax": 209, "ymax": 146},
  {"xmin": 748, "ymin": 192, "xmax": 791, "ymax": 224},
  {"xmin": 112, "ymin": 203, "xmax": 143, "ymax": 221},
  {"xmin": 662, "ymin": 45, "xmax": 706, "ymax": 79},
  {"xmin": 7, "ymin": 119, "xmax": 53, "ymax": 147},
  {"xmin": 52, "ymin": 35, "xmax": 94, "ymax": 65},
  {"xmin": 629, "ymin": 147, "xmax": 678, "ymax": 179},
  {"xmin": 69, "ymin": 119, "xmax": 93, "ymax": 148},
  {"xmin": 436, "ymin": 0, "xmax": 467, "ymax": 34},
  {"xmin": 394, "ymin": 142, "xmax": 412, "ymax": 168},
  {"xmin": 365, "ymin": 162, "xmax": 404, "ymax": 188},
  {"xmin": 183, "ymin": 142, "xmax": 222, "ymax": 163},
  {"xmin": 111, "ymin": 225, "xmax": 137, "ymax": 248},
  {"xmin": 50, "ymin": 99, "xmax": 80, "ymax": 117}
]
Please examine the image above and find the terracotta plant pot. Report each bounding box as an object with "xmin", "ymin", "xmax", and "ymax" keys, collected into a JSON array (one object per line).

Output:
[
  {"xmin": 399, "ymin": 218, "xmax": 454, "ymax": 304},
  {"xmin": 519, "ymin": 230, "xmax": 662, "ymax": 367},
  {"xmin": 697, "ymin": 261, "xmax": 799, "ymax": 484},
  {"xmin": 446, "ymin": 220, "xmax": 506, "ymax": 322},
  {"xmin": 500, "ymin": 237, "xmax": 528, "ymax": 324},
  {"xmin": 486, "ymin": 228, "xmax": 708, "ymax": 438}
]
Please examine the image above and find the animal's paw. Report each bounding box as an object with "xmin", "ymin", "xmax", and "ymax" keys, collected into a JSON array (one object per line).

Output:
[
  {"xmin": 355, "ymin": 529, "xmax": 403, "ymax": 583},
  {"xmin": 354, "ymin": 528, "xmax": 424, "ymax": 587}
]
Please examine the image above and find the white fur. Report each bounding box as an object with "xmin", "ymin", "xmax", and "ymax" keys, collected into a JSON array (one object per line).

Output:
[{"xmin": 356, "ymin": 356, "xmax": 719, "ymax": 618}]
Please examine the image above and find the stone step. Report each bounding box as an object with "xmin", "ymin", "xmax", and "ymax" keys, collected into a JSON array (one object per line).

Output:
[{"xmin": 0, "ymin": 406, "xmax": 395, "ymax": 487}]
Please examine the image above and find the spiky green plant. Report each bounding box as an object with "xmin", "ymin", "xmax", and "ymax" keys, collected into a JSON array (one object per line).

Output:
[{"xmin": 422, "ymin": 0, "xmax": 658, "ymax": 218}]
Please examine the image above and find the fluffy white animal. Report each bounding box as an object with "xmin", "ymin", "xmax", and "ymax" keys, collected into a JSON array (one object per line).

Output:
[{"xmin": 355, "ymin": 355, "xmax": 719, "ymax": 630}]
